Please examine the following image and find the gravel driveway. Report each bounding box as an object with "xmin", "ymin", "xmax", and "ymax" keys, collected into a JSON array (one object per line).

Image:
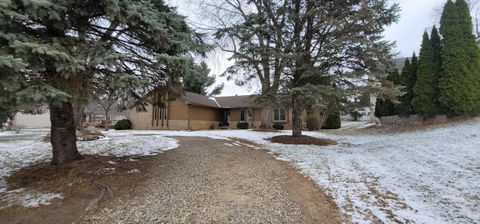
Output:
[{"xmin": 82, "ymin": 137, "xmax": 341, "ymax": 223}]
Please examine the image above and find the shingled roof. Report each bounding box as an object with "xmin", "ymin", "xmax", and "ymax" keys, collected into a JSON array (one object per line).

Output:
[
  {"xmin": 183, "ymin": 91, "xmax": 257, "ymax": 109},
  {"xmin": 214, "ymin": 95, "xmax": 257, "ymax": 109},
  {"xmin": 184, "ymin": 92, "xmax": 221, "ymax": 108}
]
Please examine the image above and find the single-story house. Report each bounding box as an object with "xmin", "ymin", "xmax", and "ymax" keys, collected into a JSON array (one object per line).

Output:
[
  {"xmin": 84, "ymin": 102, "xmax": 129, "ymax": 127},
  {"xmin": 129, "ymin": 91, "xmax": 305, "ymax": 130},
  {"xmin": 9, "ymin": 102, "xmax": 128, "ymax": 129},
  {"xmin": 11, "ymin": 109, "xmax": 51, "ymax": 128}
]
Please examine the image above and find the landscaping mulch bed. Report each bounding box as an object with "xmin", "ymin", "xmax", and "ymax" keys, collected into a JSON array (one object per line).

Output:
[
  {"xmin": 270, "ymin": 135, "xmax": 337, "ymax": 146},
  {"xmin": 252, "ymin": 128, "xmax": 280, "ymax": 132}
]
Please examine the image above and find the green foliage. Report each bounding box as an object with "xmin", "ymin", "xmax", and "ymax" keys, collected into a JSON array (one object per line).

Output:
[
  {"xmin": 272, "ymin": 124, "xmax": 284, "ymax": 130},
  {"xmin": 0, "ymin": 0, "xmax": 207, "ymax": 110},
  {"xmin": 412, "ymin": 30, "xmax": 441, "ymax": 118},
  {"xmin": 396, "ymin": 54, "xmax": 417, "ymax": 117},
  {"xmin": 375, "ymin": 69, "xmax": 401, "ymax": 117},
  {"xmin": 183, "ymin": 61, "xmax": 223, "ymax": 96},
  {"xmin": 113, "ymin": 119, "xmax": 132, "ymax": 130},
  {"xmin": 439, "ymin": 0, "xmax": 480, "ymax": 115},
  {"xmin": 237, "ymin": 122, "xmax": 249, "ymax": 129},
  {"xmin": 306, "ymin": 115, "xmax": 319, "ymax": 131},
  {"xmin": 322, "ymin": 112, "xmax": 341, "ymax": 130}
]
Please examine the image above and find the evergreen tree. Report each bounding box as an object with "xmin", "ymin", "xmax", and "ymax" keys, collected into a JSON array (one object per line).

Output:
[
  {"xmin": 439, "ymin": 0, "xmax": 480, "ymax": 114},
  {"xmin": 0, "ymin": 0, "xmax": 206, "ymax": 164},
  {"xmin": 431, "ymin": 26, "xmax": 443, "ymax": 111},
  {"xmin": 397, "ymin": 54, "xmax": 417, "ymax": 116},
  {"xmin": 375, "ymin": 69, "xmax": 401, "ymax": 117},
  {"xmin": 183, "ymin": 62, "xmax": 224, "ymax": 96},
  {"xmin": 412, "ymin": 31, "xmax": 441, "ymax": 117}
]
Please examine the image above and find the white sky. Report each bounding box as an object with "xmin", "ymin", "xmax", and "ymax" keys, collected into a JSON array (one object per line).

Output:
[{"xmin": 165, "ymin": 0, "xmax": 451, "ymax": 96}]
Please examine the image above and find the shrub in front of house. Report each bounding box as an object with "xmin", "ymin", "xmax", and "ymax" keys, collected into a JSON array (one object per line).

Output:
[
  {"xmin": 237, "ymin": 122, "xmax": 249, "ymax": 129},
  {"xmin": 322, "ymin": 112, "xmax": 341, "ymax": 129},
  {"xmin": 306, "ymin": 115, "xmax": 319, "ymax": 131},
  {"xmin": 272, "ymin": 123, "xmax": 284, "ymax": 130},
  {"xmin": 113, "ymin": 119, "xmax": 132, "ymax": 130}
]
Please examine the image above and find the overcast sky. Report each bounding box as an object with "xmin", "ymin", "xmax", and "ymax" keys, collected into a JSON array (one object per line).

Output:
[{"xmin": 165, "ymin": 0, "xmax": 452, "ymax": 96}]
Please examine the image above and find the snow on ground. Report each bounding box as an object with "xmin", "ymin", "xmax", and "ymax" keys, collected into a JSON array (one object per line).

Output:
[
  {"xmin": 0, "ymin": 132, "xmax": 178, "ymax": 208},
  {"xmin": 107, "ymin": 119, "xmax": 480, "ymax": 224},
  {"xmin": 1, "ymin": 119, "xmax": 479, "ymax": 223}
]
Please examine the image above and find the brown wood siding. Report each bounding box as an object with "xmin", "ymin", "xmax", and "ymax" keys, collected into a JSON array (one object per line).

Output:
[
  {"xmin": 188, "ymin": 105, "xmax": 222, "ymax": 121},
  {"xmin": 168, "ymin": 98, "xmax": 188, "ymax": 120},
  {"xmin": 253, "ymin": 108, "xmax": 262, "ymax": 121}
]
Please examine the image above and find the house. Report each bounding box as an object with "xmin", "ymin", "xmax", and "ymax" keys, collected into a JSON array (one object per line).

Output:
[
  {"xmin": 11, "ymin": 109, "xmax": 51, "ymax": 128},
  {"xmin": 84, "ymin": 102, "xmax": 129, "ymax": 127},
  {"xmin": 128, "ymin": 91, "xmax": 303, "ymax": 130},
  {"xmin": 10, "ymin": 102, "xmax": 128, "ymax": 129}
]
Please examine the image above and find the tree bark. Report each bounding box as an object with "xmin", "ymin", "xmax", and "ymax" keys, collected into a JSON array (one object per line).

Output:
[
  {"xmin": 104, "ymin": 109, "xmax": 110, "ymax": 131},
  {"xmin": 72, "ymin": 100, "xmax": 86, "ymax": 130},
  {"xmin": 50, "ymin": 100, "xmax": 83, "ymax": 165},
  {"xmin": 292, "ymin": 97, "xmax": 302, "ymax": 137},
  {"xmin": 260, "ymin": 106, "xmax": 273, "ymax": 129}
]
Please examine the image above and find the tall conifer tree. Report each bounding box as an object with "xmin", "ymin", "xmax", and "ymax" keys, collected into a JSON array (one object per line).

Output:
[
  {"xmin": 413, "ymin": 31, "xmax": 440, "ymax": 117},
  {"xmin": 397, "ymin": 54, "xmax": 417, "ymax": 116},
  {"xmin": 439, "ymin": 0, "xmax": 480, "ymax": 114},
  {"xmin": 375, "ymin": 69, "xmax": 401, "ymax": 117}
]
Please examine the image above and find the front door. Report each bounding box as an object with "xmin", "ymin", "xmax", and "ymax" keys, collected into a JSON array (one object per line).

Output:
[{"xmin": 221, "ymin": 109, "xmax": 230, "ymax": 126}]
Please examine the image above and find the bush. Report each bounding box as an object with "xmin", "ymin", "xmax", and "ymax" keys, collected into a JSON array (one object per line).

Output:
[
  {"xmin": 113, "ymin": 119, "xmax": 132, "ymax": 130},
  {"xmin": 322, "ymin": 112, "xmax": 341, "ymax": 129},
  {"xmin": 237, "ymin": 122, "xmax": 249, "ymax": 129},
  {"xmin": 306, "ymin": 115, "xmax": 319, "ymax": 131},
  {"xmin": 272, "ymin": 123, "xmax": 284, "ymax": 130}
]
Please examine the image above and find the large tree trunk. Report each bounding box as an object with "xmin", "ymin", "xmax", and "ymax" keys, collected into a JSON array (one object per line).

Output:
[
  {"xmin": 72, "ymin": 100, "xmax": 86, "ymax": 130},
  {"xmin": 260, "ymin": 106, "xmax": 273, "ymax": 129},
  {"xmin": 50, "ymin": 101, "xmax": 83, "ymax": 165},
  {"xmin": 292, "ymin": 97, "xmax": 302, "ymax": 137}
]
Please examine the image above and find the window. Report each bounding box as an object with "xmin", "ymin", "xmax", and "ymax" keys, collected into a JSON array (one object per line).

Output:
[
  {"xmin": 273, "ymin": 108, "xmax": 286, "ymax": 121},
  {"xmin": 240, "ymin": 109, "xmax": 246, "ymax": 122}
]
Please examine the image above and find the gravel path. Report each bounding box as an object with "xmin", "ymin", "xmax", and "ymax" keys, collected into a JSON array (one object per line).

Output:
[{"xmin": 82, "ymin": 137, "xmax": 341, "ymax": 223}]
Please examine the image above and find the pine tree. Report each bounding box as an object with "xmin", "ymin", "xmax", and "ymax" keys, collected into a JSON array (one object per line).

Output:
[
  {"xmin": 431, "ymin": 26, "xmax": 443, "ymax": 111},
  {"xmin": 412, "ymin": 31, "xmax": 440, "ymax": 117},
  {"xmin": 0, "ymin": 0, "xmax": 206, "ymax": 164},
  {"xmin": 375, "ymin": 69, "xmax": 401, "ymax": 117},
  {"xmin": 183, "ymin": 62, "xmax": 224, "ymax": 96},
  {"xmin": 439, "ymin": 0, "xmax": 480, "ymax": 114},
  {"xmin": 397, "ymin": 54, "xmax": 417, "ymax": 116}
]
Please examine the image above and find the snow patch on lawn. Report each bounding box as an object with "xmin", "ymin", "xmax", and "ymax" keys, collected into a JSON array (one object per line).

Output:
[
  {"xmin": 0, "ymin": 188, "xmax": 64, "ymax": 208},
  {"xmin": 110, "ymin": 120, "xmax": 480, "ymax": 224},
  {"xmin": 0, "ymin": 133, "xmax": 178, "ymax": 208}
]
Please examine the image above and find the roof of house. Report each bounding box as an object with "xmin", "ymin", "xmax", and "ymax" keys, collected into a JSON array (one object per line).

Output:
[
  {"xmin": 394, "ymin": 57, "xmax": 408, "ymax": 71},
  {"xmin": 214, "ymin": 95, "xmax": 257, "ymax": 109},
  {"xmin": 184, "ymin": 92, "xmax": 222, "ymax": 108},
  {"xmin": 183, "ymin": 91, "xmax": 257, "ymax": 109},
  {"xmin": 85, "ymin": 102, "xmax": 129, "ymax": 117}
]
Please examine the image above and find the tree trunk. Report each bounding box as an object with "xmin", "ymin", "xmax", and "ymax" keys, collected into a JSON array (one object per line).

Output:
[
  {"xmin": 104, "ymin": 109, "xmax": 109, "ymax": 131},
  {"xmin": 292, "ymin": 97, "xmax": 302, "ymax": 137},
  {"xmin": 72, "ymin": 100, "xmax": 86, "ymax": 130},
  {"xmin": 260, "ymin": 106, "xmax": 273, "ymax": 129},
  {"xmin": 50, "ymin": 101, "xmax": 83, "ymax": 165}
]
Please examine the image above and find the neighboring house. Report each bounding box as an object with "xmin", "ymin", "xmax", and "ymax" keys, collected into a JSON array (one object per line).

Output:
[
  {"xmin": 10, "ymin": 102, "xmax": 129, "ymax": 129},
  {"xmin": 11, "ymin": 109, "xmax": 51, "ymax": 128},
  {"xmin": 394, "ymin": 57, "xmax": 408, "ymax": 71},
  {"xmin": 84, "ymin": 102, "xmax": 129, "ymax": 127},
  {"xmin": 129, "ymin": 91, "xmax": 304, "ymax": 130},
  {"xmin": 341, "ymin": 107, "xmax": 372, "ymax": 121}
]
